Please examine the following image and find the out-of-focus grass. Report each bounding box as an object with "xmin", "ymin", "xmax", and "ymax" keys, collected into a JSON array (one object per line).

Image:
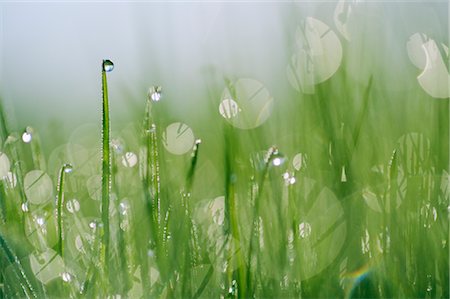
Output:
[{"xmin": 0, "ymin": 13, "xmax": 449, "ymax": 299}]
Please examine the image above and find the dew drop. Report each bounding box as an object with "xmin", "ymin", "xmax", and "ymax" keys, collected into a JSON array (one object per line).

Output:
[
  {"xmin": 89, "ymin": 221, "xmax": 97, "ymax": 229},
  {"xmin": 121, "ymin": 152, "xmax": 138, "ymax": 167},
  {"xmin": 21, "ymin": 202, "xmax": 29, "ymax": 212},
  {"xmin": 119, "ymin": 201, "xmax": 129, "ymax": 215},
  {"xmin": 61, "ymin": 272, "xmax": 72, "ymax": 282},
  {"xmin": 148, "ymin": 86, "xmax": 162, "ymax": 102},
  {"xmin": 22, "ymin": 131, "xmax": 32, "ymax": 143},
  {"xmin": 102, "ymin": 60, "xmax": 114, "ymax": 72},
  {"xmin": 36, "ymin": 217, "xmax": 45, "ymax": 226},
  {"xmin": 271, "ymin": 153, "xmax": 286, "ymax": 167},
  {"xmin": 299, "ymin": 222, "xmax": 312, "ymax": 238},
  {"xmin": 63, "ymin": 163, "xmax": 73, "ymax": 173}
]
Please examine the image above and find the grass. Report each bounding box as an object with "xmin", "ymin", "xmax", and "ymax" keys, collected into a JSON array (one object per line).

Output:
[{"xmin": 0, "ymin": 39, "xmax": 449, "ymax": 298}]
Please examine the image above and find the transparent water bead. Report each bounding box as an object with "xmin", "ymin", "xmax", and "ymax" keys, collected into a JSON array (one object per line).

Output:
[
  {"xmin": 22, "ymin": 126, "xmax": 33, "ymax": 143},
  {"xmin": 102, "ymin": 60, "xmax": 114, "ymax": 72},
  {"xmin": 21, "ymin": 202, "xmax": 29, "ymax": 212},
  {"xmin": 148, "ymin": 86, "xmax": 162, "ymax": 102},
  {"xmin": 269, "ymin": 149, "xmax": 286, "ymax": 167},
  {"xmin": 119, "ymin": 201, "xmax": 129, "ymax": 215},
  {"xmin": 283, "ymin": 172, "xmax": 296, "ymax": 185},
  {"xmin": 61, "ymin": 272, "xmax": 72, "ymax": 282},
  {"xmin": 63, "ymin": 163, "xmax": 73, "ymax": 173}
]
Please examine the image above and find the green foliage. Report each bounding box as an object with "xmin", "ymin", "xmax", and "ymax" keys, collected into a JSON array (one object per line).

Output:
[{"xmin": 0, "ymin": 55, "xmax": 448, "ymax": 299}]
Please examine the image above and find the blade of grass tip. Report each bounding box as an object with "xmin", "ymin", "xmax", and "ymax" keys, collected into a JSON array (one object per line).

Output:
[
  {"xmin": 192, "ymin": 235, "xmax": 229, "ymax": 299},
  {"xmin": 0, "ymin": 180, "xmax": 6, "ymax": 224},
  {"xmin": 0, "ymin": 99, "xmax": 10, "ymax": 142},
  {"xmin": 181, "ymin": 139, "xmax": 202, "ymax": 298},
  {"xmin": 142, "ymin": 96, "xmax": 159, "ymax": 246},
  {"xmin": 25, "ymin": 127, "xmax": 46, "ymax": 172},
  {"xmin": 101, "ymin": 59, "xmax": 114, "ymax": 284},
  {"xmin": 223, "ymin": 124, "xmax": 247, "ymax": 299},
  {"xmin": 0, "ymin": 233, "xmax": 38, "ymax": 298},
  {"xmin": 351, "ymin": 76, "xmax": 373, "ymax": 153},
  {"xmin": 246, "ymin": 146, "xmax": 278, "ymax": 294},
  {"xmin": 55, "ymin": 163, "xmax": 72, "ymax": 258}
]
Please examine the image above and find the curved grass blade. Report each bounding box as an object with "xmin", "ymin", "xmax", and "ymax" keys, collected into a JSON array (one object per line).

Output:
[
  {"xmin": 0, "ymin": 233, "xmax": 38, "ymax": 298},
  {"xmin": 55, "ymin": 163, "xmax": 72, "ymax": 257}
]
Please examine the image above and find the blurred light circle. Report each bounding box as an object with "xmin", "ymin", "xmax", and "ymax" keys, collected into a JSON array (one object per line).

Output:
[
  {"xmin": 121, "ymin": 152, "xmax": 138, "ymax": 167},
  {"xmin": 162, "ymin": 122, "xmax": 195, "ymax": 155},
  {"xmin": 287, "ymin": 17, "xmax": 343, "ymax": 94},
  {"xmin": 0, "ymin": 152, "xmax": 11, "ymax": 178},
  {"xmin": 221, "ymin": 78, "xmax": 274, "ymax": 129},
  {"xmin": 24, "ymin": 170, "xmax": 53, "ymax": 205}
]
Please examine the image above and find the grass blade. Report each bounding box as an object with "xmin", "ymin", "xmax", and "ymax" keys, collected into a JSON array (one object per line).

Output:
[{"xmin": 100, "ymin": 60, "xmax": 113, "ymax": 283}]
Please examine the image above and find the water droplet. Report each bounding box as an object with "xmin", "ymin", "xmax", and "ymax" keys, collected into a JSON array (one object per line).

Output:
[
  {"xmin": 22, "ymin": 132, "xmax": 32, "ymax": 143},
  {"xmin": 21, "ymin": 202, "xmax": 29, "ymax": 212},
  {"xmin": 299, "ymin": 222, "xmax": 312, "ymax": 238},
  {"xmin": 61, "ymin": 272, "xmax": 72, "ymax": 282},
  {"xmin": 66, "ymin": 199, "xmax": 80, "ymax": 213},
  {"xmin": 283, "ymin": 172, "xmax": 296, "ymax": 185},
  {"xmin": 102, "ymin": 60, "xmax": 114, "ymax": 72},
  {"xmin": 36, "ymin": 217, "xmax": 45, "ymax": 226},
  {"xmin": 63, "ymin": 163, "xmax": 73, "ymax": 173},
  {"xmin": 148, "ymin": 86, "xmax": 162, "ymax": 102},
  {"xmin": 195, "ymin": 139, "xmax": 202, "ymax": 145},
  {"xmin": 271, "ymin": 151, "xmax": 286, "ymax": 167},
  {"xmin": 228, "ymin": 279, "xmax": 238, "ymax": 296},
  {"xmin": 119, "ymin": 201, "xmax": 129, "ymax": 215},
  {"xmin": 121, "ymin": 152, "xmax": 138, "ymax": 167},
  {"xmin": 89, "ymin": 221, "xmax": 97, "ymax": 229},
  {"xmin": 147, "ymin": 249, "xmax": 155, "ymax": 257}
]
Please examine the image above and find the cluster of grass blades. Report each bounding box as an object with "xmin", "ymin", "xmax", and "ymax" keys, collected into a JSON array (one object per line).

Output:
[{"xmin": 0, "ymin": 46, "xmax": 448, "ymax": 299}]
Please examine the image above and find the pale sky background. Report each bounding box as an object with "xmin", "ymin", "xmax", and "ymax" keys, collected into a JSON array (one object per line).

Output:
[{"xmin": 0, "ymin": 1, "xmax": 448, "ymax": 148}]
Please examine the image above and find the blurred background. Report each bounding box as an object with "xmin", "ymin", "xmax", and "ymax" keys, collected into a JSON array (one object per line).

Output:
[{"xmin": 0, "ymin": 1, "xmax": 448, "ymax": 154}]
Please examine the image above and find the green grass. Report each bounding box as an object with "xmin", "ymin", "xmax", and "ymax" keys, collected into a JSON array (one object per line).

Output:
[{"xmin": 0, "ymin": 52, "xmax": 448, "ymax": 299}]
